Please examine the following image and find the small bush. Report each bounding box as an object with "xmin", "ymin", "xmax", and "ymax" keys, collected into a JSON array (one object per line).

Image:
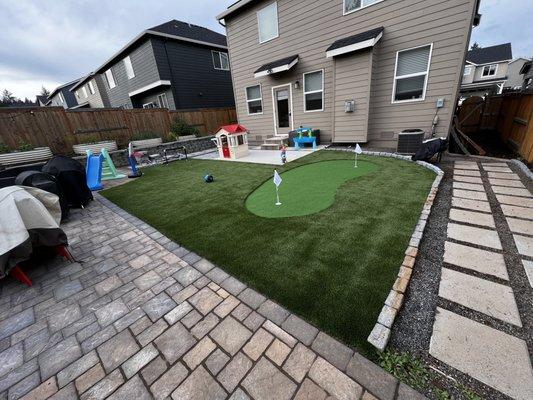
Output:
[
  {"xmin": 379, "ymin": 350, "xmax": 429, "ymax": 390},
  {"xmin": 0, "ymin": 142, "xmax": 10, "ymax": 154},
  {"xmin": 169, "ymin": 117, "xmax": 199, "ymax": 141},
  {"xmin": 18, "ymin": 141, "xmax": 34, "ymax": 152},
  {"xmin": 131, "ymin": 132, "xmax": 160, "ymax": 141}
]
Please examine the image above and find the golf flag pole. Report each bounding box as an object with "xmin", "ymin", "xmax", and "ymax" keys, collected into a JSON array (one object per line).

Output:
[
  {"xmin": 354, "ymin": 143, "xmax": 362, "ymax": 168},
  {"xmin": 273, "ymin": 170, "xmax": 282, "ymax": 206}
]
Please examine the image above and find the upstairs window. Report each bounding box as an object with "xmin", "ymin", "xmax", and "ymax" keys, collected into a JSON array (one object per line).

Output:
[
  {"xmin": 157, "ymin": 93, "xmax": 169, "ymax": 108},
  {"xmin": 105, "ymin": 68, "xmax": 116, "ymax": 89},
  {"xmin": 58, "ymin": 92, "xmax": 65, "ymax": 103},
  {"xmin": 482, "ymin": 64, "xmax": 498, "ymax": 77},
  {"xmin": 257, "ymin": 2, "xmax": 278, "ymax": 43},
  {"xmin": 304, "ymin": 70, "xmax": 324, "ymax": 112},
  {"xmin": 344, "ymin": 0, "xmax": 383, "ymax": 14},
  {"xmin": 464, "ymin": 66, "xmax": 473, "ymax": 76},
  {"xmin": 246, "ymin": 85, "xmax": 263, "ymax": 114},
  {"xmin": 392, "ymin": 44, "xmax": 432, "ymax": 103},
  {"xmin": 81, "ymin": 87, "xmax": 88, "ymax": 98},
  {"xmin": 124, "ymin": 56, "xmax": 135, "ymax": 79},
  {"xmin": 88, "ymin": 81, "xmax": 96, "ymax": 94},
  {"xmin": 212, "ymin": 51, "xmax": 230, "ymax": 70}
]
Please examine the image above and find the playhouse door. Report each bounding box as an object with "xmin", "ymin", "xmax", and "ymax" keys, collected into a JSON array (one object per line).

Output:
[{"xmin": 221, "ymin": 135, "xmax": 230, "ymax": 158}]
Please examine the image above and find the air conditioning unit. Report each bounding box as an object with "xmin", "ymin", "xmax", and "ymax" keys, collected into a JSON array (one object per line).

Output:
[{"xmin": 397, "ymin": 129, "xmax": 425, "ymax": 154}]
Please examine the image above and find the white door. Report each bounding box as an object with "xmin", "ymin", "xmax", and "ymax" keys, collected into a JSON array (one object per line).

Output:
[{"xmin": 272, "ymin": 85, "xmax": 293, "ymax": 135}]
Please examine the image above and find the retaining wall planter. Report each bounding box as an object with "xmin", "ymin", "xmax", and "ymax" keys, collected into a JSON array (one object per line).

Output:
[
  {"xmin": 0, "ymin": 147, "xmax": 53, "ymax": 167},
  {"xmin": 73, "ymin": 140, "xmax": 118, "ymax": 155},
  {"xmin": 130, "ymin": 138, "xmax": 163, "ymax": 148}
]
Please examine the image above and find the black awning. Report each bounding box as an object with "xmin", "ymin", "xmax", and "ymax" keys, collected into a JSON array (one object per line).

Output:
[
  {"xmin": 254, "ymin": 55, "xmax": 299, "ymax": 78},
  {"xmin": 326, "ymin": 27, "xmax": 384, "ymax": 58}
]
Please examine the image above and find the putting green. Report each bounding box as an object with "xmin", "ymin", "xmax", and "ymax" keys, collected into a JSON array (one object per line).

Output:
[{"xmin": 245, "ymin": 160, "xmax": 378, "ymax": 218}]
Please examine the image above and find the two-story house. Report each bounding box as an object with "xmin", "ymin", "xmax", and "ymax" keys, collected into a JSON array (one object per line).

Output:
[
  {"xmin": 504, "ymin": 58, "xmax": 532, "ymax": 91},
  {"xmin": 73, "ymin": 20, "xmax": 235, "ymax": 110},
  {"xmin": 46, "ymin": 79, "xmax": 81, "ymax": 109},
  {"xmin": 217, "ymin": 0, "xmax": 481, "ymax": 149},
  {"xmin": 69, "ymin": 73, "xmax": 111, "ymax": 109},
  {"xmin": 461, "ymin": 43, "xmax": 513, "ymax": 97}
]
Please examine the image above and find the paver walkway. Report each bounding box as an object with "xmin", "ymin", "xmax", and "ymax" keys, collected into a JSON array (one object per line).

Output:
[
  {"xmin": 0, "ymin": 194, "xmax": 423, "ymax": 400},
  {"xmin": 429, "ymin": 160, "xmax": 533, "ymax": 400}
]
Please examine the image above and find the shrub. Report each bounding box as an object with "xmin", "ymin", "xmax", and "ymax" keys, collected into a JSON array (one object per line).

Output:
[
  {"xmin": 0, "ymin": 142, "xmax": 10, "ymax": 154},
  {"xmin": 131, "ymin": 132, "xmax": 160, "ymax": 141},
  {"xmin": 18, "ymin": 141, "xmax": 34, "ymax": 152},
  {"xmin": 169, "ymin": 117, "xmax": 199, "ymax": 141}
]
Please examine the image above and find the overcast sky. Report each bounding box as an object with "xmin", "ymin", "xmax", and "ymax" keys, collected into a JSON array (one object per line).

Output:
[{"xmin": 0, "ymin": 0, "xmax": 531, "ymax": 100}]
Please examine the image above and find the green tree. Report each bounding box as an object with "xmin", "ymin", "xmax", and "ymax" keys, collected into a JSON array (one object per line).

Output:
[{"xmin": 470, "ymin": 42, "xmax": 481, "ymax": 50}]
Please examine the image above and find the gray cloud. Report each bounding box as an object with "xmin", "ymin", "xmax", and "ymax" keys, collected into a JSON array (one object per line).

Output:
[{"xmin": 0, "ymin": 0, "xmax": 531, "ymax": 100}]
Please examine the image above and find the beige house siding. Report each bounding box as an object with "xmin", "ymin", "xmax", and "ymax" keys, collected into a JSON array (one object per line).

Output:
[{"xmin": 223, "ymin": 0, "xmax": 477, "ymax": 148}]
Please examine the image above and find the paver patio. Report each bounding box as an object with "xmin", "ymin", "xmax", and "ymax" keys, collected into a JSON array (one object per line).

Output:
[
  {"xmin": 0, "ymin": 193, "xmax": 419, "ymax": 399},
  {"xmin": 429, "ymin": 160, "xmax": 533, "ymax": 400}
]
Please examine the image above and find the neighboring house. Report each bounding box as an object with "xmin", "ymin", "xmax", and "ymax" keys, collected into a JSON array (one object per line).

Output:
[
  {"xmin": 461, "ymin": 43, "xmax": 513, "ymax": 97},
  {"xmin": 216, "ymin": 0, "xmax": 482, "ymax": 149},
  {"xmin": 519, "ymin": 61, "xmax": 533, "ymax": 91},
  {"xmin": 69, "ymin": 73, "xmax": 111, "ymax": 108},
  {"xmin": 46, "ymin": 79, "xmax": 81, "ymax": 109},
  {"xmin": 504, "ymin": 58, "xmax": 531, "ymax": 91},
  {"xmin": 35, "ymin": 95, "xmax": 48, "ymax": 107},
  {"xmin": 83, "ymin": 20, "xmax": 234, "ymax": 110}
]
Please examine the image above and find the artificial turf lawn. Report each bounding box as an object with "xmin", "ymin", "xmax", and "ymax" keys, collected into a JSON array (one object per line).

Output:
[
  {"xmin": 101, "ymin": 150, "xmax": 435, "ymax": 356},
  {"xmin": 246, "ymin": 160, "xmax": 378, "ymax": 218}
]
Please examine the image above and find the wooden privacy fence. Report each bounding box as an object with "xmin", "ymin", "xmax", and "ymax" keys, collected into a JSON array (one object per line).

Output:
[
  {"xmin": 0, "ymin": 106, "xmax": 237, "ymax": 155},
  {"xmin": 457, "ymin": 93, "xmax": 533, "ymax": 162}
]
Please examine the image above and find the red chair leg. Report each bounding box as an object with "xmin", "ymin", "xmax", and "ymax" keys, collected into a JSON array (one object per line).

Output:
[
  {"xmin": 56, "ymin": 246, "xmax": 75, "ymax": 262},
  {"xmin": 10, "ymin": 266, "xmax": 33, "ymax": 287}
]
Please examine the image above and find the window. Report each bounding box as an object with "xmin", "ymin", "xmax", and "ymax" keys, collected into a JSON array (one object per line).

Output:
[
  {"xmin": 105, "ymin": 68, "xmax": 116, "ymax": 89},
  {"xmin": 212, "ymin": 51, "xmax": 230, "ymax": 70},
  {"xmin": 58, "ymin": 92, "xmax": 65, "ymax": 104},
  {"xmin": 464, "ymin": 66, "xmax": 472, "ymax": 76},
  {"xmin": 246, "ymin": 85, "xmax": 263, "ymax": 114},
  {"xmin": 482, "ymin": 64, "xmax": 498, "ymax": 77},
  {"xmin": 257, "ymin": 2, "xmax": 278, "ymax": 43},
  {"xmin": 124, "ymin": 56, "xmax": 135, "ymax": 79},
  {"xmin": 75, "ymin": 90, "xmax": 80, "ymax": 98},
  {"xmin": 143, "ymin": 102, "xmax": 157, "ymax": 109},
  {"xmin": 303, "ymin": 70, "xmax": 324, "ymax": 112},
  {"xmin": 392, "ymin": 44, "xmax": 432, "ymax": 103},
  {"xmin": 88, "ymin": 81, "xmax": 95, "ymax": 95},
  {"xmin": 344, "ymin": 0, "xmax": 383, "ymax": 14},
  {"xmin": 81, "ymin": 87, "xmax": 88, "ymax": 98},
  {"xmin": 157, "ymin": 93, "xmax": 169, "ymax": 108}
]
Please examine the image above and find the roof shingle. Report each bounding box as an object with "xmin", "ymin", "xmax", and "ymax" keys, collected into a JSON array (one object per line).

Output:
[
  {"xmin": 149, "ymin": 20, "xmax": 227, "ymax": 47},
  {"xmin": 466, "ymin": 43, "xmax": 512, "ymax": 65}
]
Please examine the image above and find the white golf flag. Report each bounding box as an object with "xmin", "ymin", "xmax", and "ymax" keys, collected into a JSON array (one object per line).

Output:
[
  {"xmin": 273, "ymin": 170, "xmax": 282, "ymax": 187},
  {"xmin": 355, "ymin": 143, "xmax": 363, "ymax": 154}
]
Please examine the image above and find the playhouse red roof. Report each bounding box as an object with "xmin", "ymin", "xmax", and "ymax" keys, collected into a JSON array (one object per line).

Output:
[{"xmin": 219, "ymin": 124, "xmax": 247, "ymax": 134}]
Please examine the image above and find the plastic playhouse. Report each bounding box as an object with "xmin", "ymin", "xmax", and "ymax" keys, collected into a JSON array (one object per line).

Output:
[{"xmin": 213, "ymin": 124, "xmax": 249, "ymax": 159}]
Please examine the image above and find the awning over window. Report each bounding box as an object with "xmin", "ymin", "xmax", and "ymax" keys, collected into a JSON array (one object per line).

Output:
[
  {"xmin": 254, "ymin": 55, "xmax": 299, "ymax": 78},
  {"xmin": 326, "ymin": 27, "xmax": 384, "ymax": 58}
]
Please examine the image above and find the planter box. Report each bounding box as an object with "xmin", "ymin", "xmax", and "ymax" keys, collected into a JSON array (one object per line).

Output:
[
  {"xmin": 177, "ymin": 135, "xmax": 197, "ymax": 142},
  {"xmin": 73, "ymin": 141, "xmax": 117, "ymax": 155},
  {"xmin": 131, "ymin": 138, "xmax": 163, "ymax": 149},
  {"xmin": 0, "ymin": 147, "xmax": 53, "ymax": 167}
]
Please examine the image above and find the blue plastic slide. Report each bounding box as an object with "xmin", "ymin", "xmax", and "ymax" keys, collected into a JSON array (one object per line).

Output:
[{"xmin": 86, "ymin": 151, "xmax": 104, "ymax": 191}]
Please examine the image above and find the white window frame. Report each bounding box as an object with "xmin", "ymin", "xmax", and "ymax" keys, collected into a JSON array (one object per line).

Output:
[
  {"xmin": 257, "ymin": 2, "xmax": 279, "ymax": 44},
  {"xmin": 105, "ymin": 68, "xmax": 116, "ymax": 89},
  {"xmin": 124, "ymin": 56, "xmax": 135, "ymax": 79},
  {"xmin": 464, "ymin": 65, "xmax": 473, "ymax": 76},
  {"xmin": 157, "ymin": 93, "xmax": 169, "ymax": 108},
  {"xmin": 481, "ymin": 64, "xmax": 498, "ymax": 78},
  {"xmin": 81, "ymin": 87, "xmax": 88, "ymax": 98},
  {"xmin": 212, "ymin": 51, "xmax": 230, "ymax": 71},
  {"xmin": 245, "ymin": 84, "xmax": 263, "ymax": 115},
  {"xmin": 58, "ymin": 92, "xmax": 65, "ymax": 104},
  {"xmin": 88, "ymin": 80, "xmax": 95, "ymax": 95},
  {"xmin": 343, "ymin": 0, "xmax": 384, "ymax": 16},
  {"xmin": 142, "ymin": 102, "xmax": 157, "ymax": 109},
  {"xmin": 391, "ymin": 43, "xmax": 433, "ymax": 104},
  {"xmin": 303, "ymin": 69, "xmax": 324, "ymax": 113},
  {"xmin": 75, "ymin": 90, "xmax": 80, "ymax": 98}
]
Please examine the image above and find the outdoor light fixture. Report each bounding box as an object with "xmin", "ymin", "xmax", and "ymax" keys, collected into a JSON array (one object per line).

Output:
[{"xmin": 294, "ymin": 80, "xmax": 300, "ymax": 89}]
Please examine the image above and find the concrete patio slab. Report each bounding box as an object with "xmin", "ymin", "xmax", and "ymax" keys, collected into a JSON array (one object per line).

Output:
[
  {"xmin": 481, "ymin": 163, "xmax": 509, "ymax": 168},
  {"xmin": 451, "ymin": 197, "xmax": 491, "ymax": 213},
  {"xmin": 439, "ymin": 268, "xmax": 521, "ymax": 326},
  {"xmin": 513, "ymin": 234, "xmax": 533, "ymax": 257},
  {"xmin": 523, "ymin": 260, "xmax": 533, "ymax": 288},
  {"xmin": 449, "ymin": 208, "xmax": 495, "ymax": 228},
  {"xmin": 453, "ymin": 175, "xmax": 483, "ymax": 184},
  {"xmin": 506, "ymin": 217, "xmax": 533, "ymax": 236},
  {"xmin": 430, "ymin": 308, "xmax": 533, "ymax": 400},
  {"xmin": 453, "ymin": 189, "xmax": 488, "ymax": 202},
  {"xmin": 482, "ymin": 166, "xmax": 514, "ymax": 173},
  {"xmin": 496, "ymin": 194, "xmax": 533, "ymax": 208},
  {"xmin": 195, "ymin": 147, "xmax": 323, "ymax": 166},
  {"xmin": 447, "ymin": 223, "xmax": 502, "ymax": 250},
  {"xmin": 454, "ymin": 169, "xmax": 481, "ymax": 177},
  {"xmin": 443, "ymin": 241, "xmax": 508, "ymax": 280},
  {"xmin": 488, "ymin": 178, "xmax": 525, "ymax": 188},
  {"xmin": 452, "ymin": 182, "xmax": 485, "ymax": 192},
  {"xmin": 491, "ymin": 186, "xmax": 532, "ymax": 197},
  {"xmin": 453, "ymin": 163, "xmax": 478, "ymax": 170},
  {"xmin": 501, "ymin": 204, "xmax": 533, "ymax": 220},
  {"xmin": 488, "ymin": 172, "xmax": 520, "ymax": 180}
]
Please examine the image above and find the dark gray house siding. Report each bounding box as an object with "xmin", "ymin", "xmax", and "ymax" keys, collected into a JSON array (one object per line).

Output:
[
  {"xmin": 48, "ymin": 81, "xmax": 79, "ymax": 109},
  {"xmin": 152, "ymin": 38, "xmax": 235, "ymax": 109}
]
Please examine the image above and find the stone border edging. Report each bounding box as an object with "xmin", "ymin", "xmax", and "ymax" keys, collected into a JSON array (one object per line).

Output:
[
  {"xmin": 510, "ymin": 159, "xmax": 533, "ymax": 181},
  {"xmin": 326, "ymin": 148, "xmax": 443, "ymax": 351}
]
